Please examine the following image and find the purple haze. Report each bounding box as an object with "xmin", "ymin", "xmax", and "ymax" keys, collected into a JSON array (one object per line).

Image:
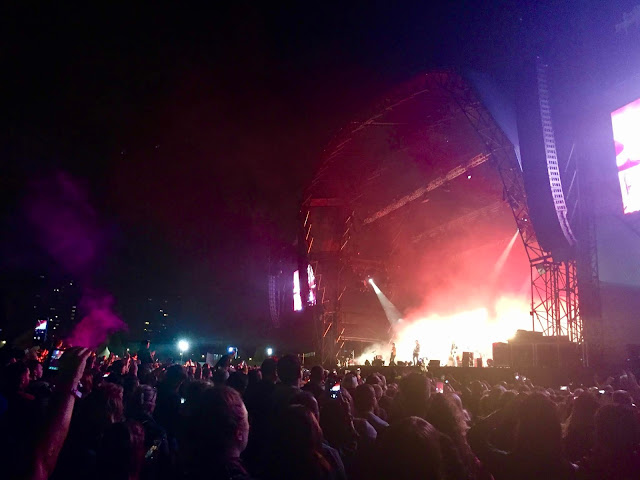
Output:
[
  {"xmin": 26, "ymin": 173, "xmax": 127, "ymax": 346},
  {"xmin": 66, "ymin": 293, "xmax": 127, "ymax": 348}
]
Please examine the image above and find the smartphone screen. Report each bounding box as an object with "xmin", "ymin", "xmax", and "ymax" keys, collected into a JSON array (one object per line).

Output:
[
  {"xmin": 330, "ymin": 384, "xmax": 340, "ymax": 399},
  {"xmin": 48, "ymin": 349, "xmax": 64, "ymax": 370},
  {"xmin": 560, "ymin": 386, "xmax": 568, "ymax": 391},
  {"xmin": 436, "ymin": 381, "xmax": 444, "ymax": 394}
]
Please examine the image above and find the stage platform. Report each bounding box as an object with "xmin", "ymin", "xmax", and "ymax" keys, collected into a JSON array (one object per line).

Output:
[{"xmin": 352, "ymin": 364, "xmax": 596, "ymax": 388}]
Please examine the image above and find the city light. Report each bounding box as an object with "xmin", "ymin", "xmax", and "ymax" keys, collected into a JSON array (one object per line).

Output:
[
  {"xmin": 266, "ymin": 347, "xmax": 273, "ymax": 356},
  {"xmin": 178, "ymin": 339, "xmax": 189, "ymax": 352}
]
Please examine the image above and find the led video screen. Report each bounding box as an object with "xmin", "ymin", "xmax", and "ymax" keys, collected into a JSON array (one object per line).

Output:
[{"xmin": 612, "ymin": 97, "xmax": 640, "ymax": 214}]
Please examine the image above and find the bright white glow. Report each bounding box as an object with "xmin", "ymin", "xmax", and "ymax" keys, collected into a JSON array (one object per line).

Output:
[
  {"xmin": 228, "ymin": 346, "xmax": 236, "ymax": 353},
  {"xmin": 368, "ymin": 278, "xmax": 374, "ymax": 284},
  {"xmin": 293, "ymin": 270, "xmax": 302, "ymax": 311},
  {"xmin": 355, "ymin": 296, "xmax": 530, "ymax": 364},
  {"xmin": 266, "ymin": 347, "xmax": 273, "ymax": 356},
  {"xmin": 612, "ymin": 98, "xmax": 640, "ymax": 214},
  {"xmin": 307, "ymin": 264, "xmax": 316, "ymax": 306},
  {"xmin": 178, "ymin": 339, "xmax": 189, "ymax": 352}
]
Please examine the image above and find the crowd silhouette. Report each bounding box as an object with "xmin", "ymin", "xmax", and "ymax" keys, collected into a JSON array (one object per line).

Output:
[{"xmin": 1, "ymin": 341, "xmax": 640, "ymax": 479}]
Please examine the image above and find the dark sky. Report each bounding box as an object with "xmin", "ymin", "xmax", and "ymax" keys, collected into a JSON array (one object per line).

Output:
[{"xmin": 2, "ymin": 2, "xmax": 636, "ymax": 342}]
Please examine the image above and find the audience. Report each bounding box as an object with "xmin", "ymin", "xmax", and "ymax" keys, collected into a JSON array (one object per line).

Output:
[{"xmin": 2, "ymin": 342, "xmax": 640, "ymax": 480}]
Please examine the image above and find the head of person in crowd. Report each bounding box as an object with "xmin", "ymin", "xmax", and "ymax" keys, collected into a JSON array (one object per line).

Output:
[
  {"xmin": 201, "ymin": 363, "xmax": 212, "ymax": 381},
  {"xmin": 247, "ymin": 367, "xmax": 261, "ymax": 386},
  {"xmin": 354, "ymin": 383, "xmax": 377, "ymax": 417},
  {"xmin": 268, "ymin": 405, "xmax": 332, "ymax": 480},
  {"xmin": 514, "ymin": 393, "xmax": 563, "ymax": 462},
  {"xmin": 595, "ymin": 403, "xmax": 640, "ymax": 457},
  {"xmin": 184, "ymin": 386, "xmax": 250, "ymax": 474},
  {"xmin": 212, "ymin": 368, "xmax": 230, "ymax": 385},
  {"xmin": 129, "ymin": 384, "xmax": 157, "ymax": 418},
  {"xmin": 309, "ymin": 365, "xmax": 324, "ymax": 384},
  {"xmin": 277, "ymin": 355, "xmax": 302, "ymax": 388},
  {"xmin": 76, "ymin": 383, "xmax": 125, "ymax": 440},
  {"xmin": 161, "ymin": 364, "xmax": 187, "ymax": 392},
  {"xmin": 291, "ymin": 390, "xmax": 320, "ymax": 420},
  {"xmin": 227, "ymin": 371, "xmax": 249, "ymax": 395},
  {"xmin": 0, "ymin": 361, "xmax": 30, "ymax": 397},
  {"xmin": 425, "ymin": 393, "xmax": 476, "ymax": 476},
  {"xmin": 612, "ymin": 389, "xmax": 634, "ymax": 406},
  {"xmin": 375, "ymin": 417, "xmax": 445, "ymax": 480},
  {"xmin": 25, "ymin": 359, "xmax": 43, "ymax": 382},
  {"xmin": 109, "ymin": 359, "xmax": 127, "ymax": 376},
  {"xmin": 96, "ymin": 420, "xmax": 145, "ymax": 480},
  {"xmin": 320, "ymin": 390, "xmax": 357, "ymax": 451},
  {"xmin": 393, "ymin": 372, "xmax": 430, "ymax": 420},
  {"xmin": 563, "ymin": 390, "xmax": 599, "ymax": 460},
  {"xmin": 261, "ymin": 357, "xmax": 278, "ymax": 383}
]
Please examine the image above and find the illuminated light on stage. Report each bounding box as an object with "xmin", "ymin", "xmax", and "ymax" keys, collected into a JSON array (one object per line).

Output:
[
  {"xmin": 228, "ymin": 346, "xmax": 237, "ymax": 354},
  {"xmin": 611, "ymin": 97, "xmax": 640, "ymax": 214},
  {"xmin": 293, "ymin": 270, "xmax": 303, "ymax": 311},
  {"xmin": 266, "ymin": 347, "xmax": 273, "ymax": 356},
  {"xmin": 368, "ymin": 279, "xmax": 402, "ymax": 325},
  {"xmin": 293, "ymin": 264, "xmax": 317, "ymax": 311},
  {"xmin": 355, "ymin": 295, "xmax": 531, "ymax": 365},
  {"xmin": 490, "ymin": 230, "xmax": 520, "ymax": 280}
]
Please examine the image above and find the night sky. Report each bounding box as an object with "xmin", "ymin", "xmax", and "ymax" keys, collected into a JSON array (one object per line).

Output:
[{"xmin": 1, "ymin": 2, "xmax": 634, "ymax": 344}]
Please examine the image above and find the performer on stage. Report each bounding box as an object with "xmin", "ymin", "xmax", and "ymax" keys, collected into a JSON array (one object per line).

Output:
[
  {"xmin": 390, "ymin": 342, "xmax": 397, "ymax": 364},
  {"xmin": 413, "ymin": 340, "xmax": 420, "ymax": 366}
]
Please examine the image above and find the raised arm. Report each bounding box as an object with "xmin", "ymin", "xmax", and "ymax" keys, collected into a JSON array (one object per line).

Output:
[{"xmin": 28, "ymin": 347, "xmax": 90, "ymax": 480}]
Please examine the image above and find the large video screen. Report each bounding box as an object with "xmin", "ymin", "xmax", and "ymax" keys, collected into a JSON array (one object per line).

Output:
[
  {"xmin": 292, "ymin": 264, "xmax": 317, "ymax": 311},
  {"xmin": 612, "ymin": 97, "xmax": 640, "ymax": 214}
]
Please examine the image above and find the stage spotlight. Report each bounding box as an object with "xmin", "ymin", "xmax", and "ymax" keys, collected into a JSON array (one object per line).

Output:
[
  {"xmin": 228, "ymin": 346, "xmax": 236, "ymax": 354},
  {"xmin": 266, "ymin": 347, "xmax": 274, "ymax": 356},
  {"xmin": 368, "ymin": 278, "xmax": 374, "ymax": 285},
  {"xmin": 177, "ymin": 340, "xmax": 189, "ymax": 362}
]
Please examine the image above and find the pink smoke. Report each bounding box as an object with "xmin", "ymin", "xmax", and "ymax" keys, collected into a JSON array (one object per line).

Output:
[
  {"xmin": 26, "ymin": 173, "xmax": 103, "ymax": 276},
  {"xmin": 66, "ymin": 293, "xmax": 127, "ymax": 349},
  {"xmin": 25, "ymin": 173, "xmax": 127, "ymax": 346}
]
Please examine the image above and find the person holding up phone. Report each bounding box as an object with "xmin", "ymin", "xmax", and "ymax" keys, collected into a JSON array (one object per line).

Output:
[{"xmin": 1, "ymin": 347, "xmax": 90, "ymax": 480}]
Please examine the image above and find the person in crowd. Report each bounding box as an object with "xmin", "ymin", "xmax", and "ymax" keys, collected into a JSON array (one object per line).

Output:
[
  {"xmin": 97, "ymin": 420, "xmax": 146, "ymax": 480},
  {"xmin": 227, "ymin": 371, "xmax": 249, "ymax": 395},
  {"xmin": 469, "ymin": 392, "xmax": 577, "ymax": 480},
  {"xmin": 303, "ymin": 365, "xmax": 326, "ymax": 402},
  {"xmin": 578, "ymin": 403, "xmax": 640, "ymax": 479},
  {"xmin": 266, "ymin": 404, "xmax": 346, "ymax": 480},
  {"xmin": 138, "ymin": 340, "xmax": 154, "ymax": 365},
  {"xmin": 562, "ymin": 391, "xmax": 599, "ymax": 463},
  {"xmin": 425, "ymin": 393, "xmax": 492, "ymax": 480},
  {"xmin": 391, "ymin": 372, "xmax": 430, "ymax": 421},
  {"xmin": 270, "ymin": 354, "xmax": 302, "ymax": 411},
  {"xmin": 354, "ymin": 383, "xmax": 388, "ymax": 433},
  {"xmin": 374, "ymin": 417, "xmax": 447, "ymax": 480},
  {"xmin": 154, "ymin": 364, "xmax": 186, "ymax": 439},
  {"xmin": 128, "ymin": 383, "xmax": 172, "ymax": 479},
  {"xmin": 201, "ymin": 363, "xmax": 212, "ymax": 382},
  {"xmin": 182, "ymin": 386, "xmax": 252, "ymax": 479}
]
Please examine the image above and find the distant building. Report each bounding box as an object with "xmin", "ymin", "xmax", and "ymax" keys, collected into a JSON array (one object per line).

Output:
[
  {"xmin": 32, "ymin": 275, "xmax": 80, "ymax": 343},
  {"xmin": 143, "ymin": 296, "xmax": 180, "ymax": 343}
]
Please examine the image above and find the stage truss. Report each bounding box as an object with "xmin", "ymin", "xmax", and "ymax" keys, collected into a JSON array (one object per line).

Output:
[{"xmin": 302, "ymin": 71, "xmax": 584, "ymax": 366}]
